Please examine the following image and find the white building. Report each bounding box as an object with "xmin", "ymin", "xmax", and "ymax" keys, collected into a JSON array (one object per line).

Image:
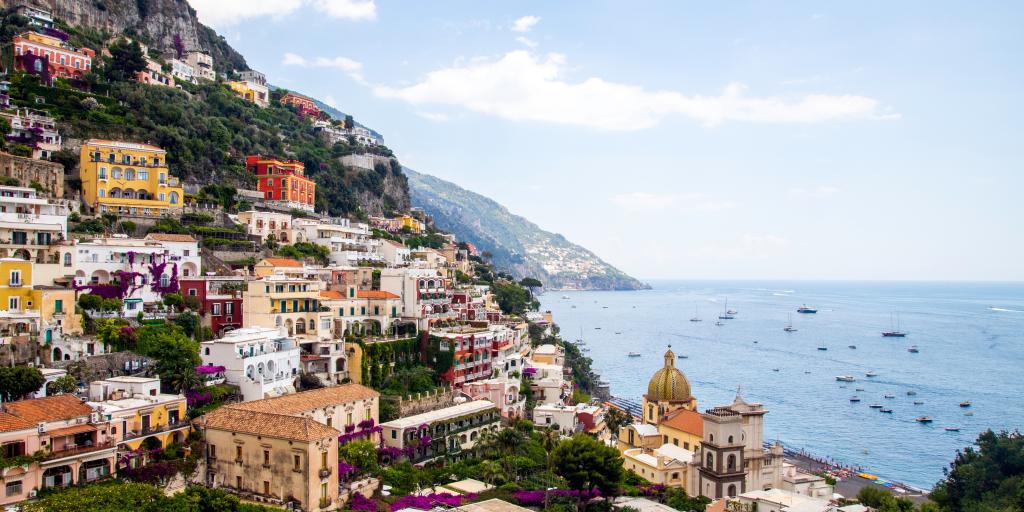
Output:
[
  {"xmin": 533, "ymin": 403, "xmax": 580, "ymax": 435},
  {"xmin": 236, "ymin": 210, "xmax": 292, "ymax": 243},
  {"xmin": 199, "ymin": 326, "xmax": 300, "ymax": 401},
  {"xmin": 380, "ymin": 399, "xmax": 500, "ymax": 464},
  {"xmin": 291, "ymin": 217, "xmax": 382, "ymax": 265},
  {"xmin": 0, "ymin": 109, "xmax": 61, "ymax": 159},
  {"xmin": 378, "ymin": 239, "xmax": 410, "ymax": 267},
  {"xmin": 734, "ymin": 488, "xmax": 833, "ymax": 512},
  {"xmin": 169, "ymin": 59, "xmax": 195, "ymax": 84},
  {"xmin": 87, "ymin": 376, "xmax": 189, "ymax": 447},
  {"xmin": 379, "ymin": 268, "xmax": 455, "ymax": 330},
  {"xmin": 238, "ymin": 70, "xmax": 266, "ymax": 85},
  {"xmin": 524, "ymin": 361, "xmax": 568, "ymax": 405},
  {"xmin": 72, "ymin": 234, "xmax": 200, "ymax": 314},
  {"xmin": 0, "ymin": 185, "xmax": 69, "ymax": 268}
]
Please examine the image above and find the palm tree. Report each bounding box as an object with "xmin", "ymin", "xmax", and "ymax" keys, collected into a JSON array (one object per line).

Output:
[
  {"xmin": 605, "ymin": 407, "xmax": 631, "ymax": 441},
  {"xmin": 479, "ymin": 460, "xmax": 505, "ymax": 486},
  {"xmin": 172, "ymin": 367, "xmax": 201, "ymax": 394},
  {"xmin": 539, "ymin": 427, "xmax": 561, "ymax": 471}
]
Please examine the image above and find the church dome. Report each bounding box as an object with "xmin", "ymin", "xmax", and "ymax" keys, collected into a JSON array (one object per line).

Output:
[{"xmin": 646, "ymin": 347, "xmax": 693, "ymax": 403}]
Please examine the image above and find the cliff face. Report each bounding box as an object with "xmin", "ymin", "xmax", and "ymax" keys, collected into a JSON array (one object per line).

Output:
[{"xmin": 1, "ymin": 0, "xmax": 247, "ymax": 71}]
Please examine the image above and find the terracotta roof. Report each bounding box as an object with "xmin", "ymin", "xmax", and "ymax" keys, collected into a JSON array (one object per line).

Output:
[
  {"xmin": 357, "ymin": 290, "xmax": 400, "ymax": 299},
  {"xmin": 660, "ymin": 408, "xmax": 703, "ymax": 437},
  {"xmin": 261, "ymin": 258, "xmax": 302, "ymax": 267},
  {"xmin": 0, "ymin": 412, "xmax": 34, "ymax": 433},
  {"xmin": 46, "ymin": 423, "xmax": 97, "ymax": 437},
  {"xmin": 200, "ymin": 408, "xmax": 339, "ymax": 442},
  {"xmin": 145, "ymin": 233, "xmax": 197, "ymax": 242},
  {"xmin": 226, "ymin": 384, "xmax": 379, "ymax": 416},
  {"xmin": 2, "ymin": 395, "xmax": 93, "ymax": 424},
  {"xmin": 319, "ymin": 290, "xmax": 345, "ymax": 300}
]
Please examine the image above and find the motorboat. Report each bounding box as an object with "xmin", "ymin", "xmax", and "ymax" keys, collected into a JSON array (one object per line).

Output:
[
  {"xmin": 562, "ymin": 295, "xmax": 570, "ymax": 299},
  {"xmin": 884, "ymin": 394, "xmax": 895, "ymax": 399},
  {"xmin": 727, "ymin": 309, "xmax": 738, "ymax": 315},
  {"xmin": 677, "ymin": 354, "xmax": 689, "ymax": 359},
  {"xmin": 849, "ymin": 396, "xmax": 861, "ymax": 402},
  {"xmin": 715, "ymin": 321, "xmax": 724, "ymax": 326},
  {"xmin": 856, "ymin": 388, "xmax": 865, "ymax": 391},
  {"xmin": 849, "ymin": 345, "xmax": 857, "ymax": 349},
  {"xmin": 915, "ymin": 416, "xmax": 934, "ymax": 423},
  {"xmin": 866, "ymin": 371, "xmax": 878, "ymax": 378},
  {"xmin": 869, "ymin": 404, "xmax": 883, "ymax": 409},
  {"xmin": 817, "ymin": 345, "xmax": 828, "ymax": 351},
  {"xmin": 914, "ymin": 401, "xmax": 924, "ymax": 405},
  {"xmin": 627, "ymin": 352, "xmax": 641, "ymax": 357},
  {"xmin": 960, "ymin": 401, "xmax": 972, "ymax": 408},
  {"xmin": 835, "ymin": 375, "xmax": 855, "ymax": 382},
  {"xmin": 772, "ymin": 368, "xmax": 780, "ymax": 372},
  {"xmin": 880, "ymin": 408, "xmax": 893, "ymax": 413},
  {"xmin": 595, "ymin": 327, "xmax": 602, "ymax": 330},
  {"xmin": 908, "ymin": 345, "xmax": 919, "ymax": 353},
  {"xmin": 906, "ymin": 391, "xmax": 917, "ymax": 396},
  {"xmin": 797, "ymin": 305, "xmax": 818, "ymax": 314},
  {"xmin": 964, "ymin": 412, "xmax": 974, "ymax": 416},
  {"xmin": 945, "ymin": 427, "xmax": 961, "ymax": 432}
]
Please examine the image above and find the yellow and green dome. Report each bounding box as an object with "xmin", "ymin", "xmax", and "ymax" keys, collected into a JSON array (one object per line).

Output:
[{"xmin": 646, "ymin": 348, "xmax": 693, "ymax": 403}]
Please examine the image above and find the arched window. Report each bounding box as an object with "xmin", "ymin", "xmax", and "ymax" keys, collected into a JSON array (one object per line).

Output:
[
  {"xmin": 728, "ymin": 435, "xmax": 734, "ymax": 444},
  {"xmin": 727, "ymin": 454, "xmax": 736, "ymax": 470},
  {"xmin": 125, "ymin": 168, "xmax": 135, "ymax": 180},
  {"xmin": 63, "ymin": 253, "xmax": 71, "ymax": 266},
  {"xmin": 34, "ymin": 59, "xmax": 43, "ymax": 73},
  {"xmin": 727, "ymin": 485, "xmax": 736, "ymax": 497},
  {"xmin": 709, "ymin": 434, "xmax": 714, "ymax": 443},
  {"xmin": 169, "ymin": 192, "xmax": 179, "ymax": 205}
]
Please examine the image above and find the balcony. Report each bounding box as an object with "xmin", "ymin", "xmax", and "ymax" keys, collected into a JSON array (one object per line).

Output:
[
  {"xmin": 122, "ymin": 421, "xmax": 187, "ymax": 441},
  {"xmin": 318, "ymin": 467, "xmax": 332, "ymax": 479},
  {"xmin": 44, "ymin": 441, "xmax": 116, "ymax": 462}
]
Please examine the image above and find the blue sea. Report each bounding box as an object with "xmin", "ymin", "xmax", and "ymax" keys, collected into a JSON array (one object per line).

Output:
[{"xmin": 540, "ymin": 280, "xmax": 1024, "ymax": 490}]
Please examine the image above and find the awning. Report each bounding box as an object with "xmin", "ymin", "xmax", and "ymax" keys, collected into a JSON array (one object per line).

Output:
[{"xmin": 46, "ymin": 424, "xmax": 96, "ymax": 437}]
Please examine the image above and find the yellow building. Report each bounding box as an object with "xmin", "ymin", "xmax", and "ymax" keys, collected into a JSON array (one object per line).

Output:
[
  {"xmin": 79, "ymin": 139, "xmax": 184, "ymax": 217},
  {"xmin": 643, "ymin": 347, "xmax": 697, "ymax": 424},
  {"xmin": 226, "ymin": 80, "xmax": 270, "ymax": 107},
  {"xmin": 87, "ymin": 377, "xmax": 189, "ymax": 454},
  {"xmin": 400, "ymin": 215, "xmax": 425, "ymax": 233},
  {"xmin": 243, "ymin": 273, "xmax": 330, "ymax": 339},
  {"xmin": 0, "ymin": 258, "xmax": 79, "ymax": 345}
]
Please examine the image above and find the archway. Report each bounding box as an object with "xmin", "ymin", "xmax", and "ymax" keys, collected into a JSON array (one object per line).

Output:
[
  {"xmin": 52, "ymin": 347, "xmax": 62, "ymax": 362},
  {"xmin": 12, "ymin": 249, "xmax": 30, "ymax": 261}
]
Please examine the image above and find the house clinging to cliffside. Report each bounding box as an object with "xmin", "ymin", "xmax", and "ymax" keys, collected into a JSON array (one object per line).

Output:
[
  {"xmin": 12, "ymin": 31, "xmax": 94, "ymax": 85},
  {"xmin": 279, "ymin": 92, "xmax": 322, "ymax": 117},
  {"xmin": 78, "ymin": 139, "xmax": 185, "ymax": 217},
  {"xmin": 247, "ymin": 155, "xmax": 316, "ymax": 212}
]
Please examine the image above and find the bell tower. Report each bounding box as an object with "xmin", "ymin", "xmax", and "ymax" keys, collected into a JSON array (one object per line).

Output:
[{"xmin": 697, "ymin": 406, "xmax": 746, "ymax": 500}]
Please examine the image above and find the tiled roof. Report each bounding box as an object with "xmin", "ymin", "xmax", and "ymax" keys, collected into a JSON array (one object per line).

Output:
[
  {"xmin": 226, "ymin": 384, "xmax": 379, "ymax": 416},
  {"xmin": 0, "ymin": 411, "xmax": 34, "ymax": 433},
  {"xmin": 145, "ymin": 233, "xmax": 197, "ymax": 242},
  {"xmin": 2, "ymin": 395, "xmax": 93, "ymax": 424},
  {"xmin": 660, "ymin": 408, "xmax": 703, "ymax": 437},
  {"xmin": 319, "ymin": 290, "xmax": 345, "ymax": 300},
  {"xmin": 262, "ymin": 258, "xmax": 302, "ymax": 267},
  {"xmin": 200, "ymin": 407, "xmax": 339, "ymax": 442},
  {"xmin": 357, "ymin": 290, "xmax": 400, "ymax": 299}
]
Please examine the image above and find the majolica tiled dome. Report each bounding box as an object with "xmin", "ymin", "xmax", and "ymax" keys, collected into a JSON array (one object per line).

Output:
[{"xmin": 646, "ymin": 348, "xmax": 693, "ymax": 402}]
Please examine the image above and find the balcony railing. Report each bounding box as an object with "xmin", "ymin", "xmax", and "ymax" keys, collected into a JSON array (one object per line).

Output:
[
  {"xmin": 122, "ymin": 421, "xmax": 186, "ymax": 441},
  {"xmin": 45, "ymin": 441, "xmax": 116, "ymax": 461}
]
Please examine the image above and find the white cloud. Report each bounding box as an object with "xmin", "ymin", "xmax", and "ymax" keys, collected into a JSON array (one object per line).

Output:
[
  {"xmin": 373, "ymin": 51, "xmax": 899, "ymax": 130},
  {"xmin": 416, "ymin": 111, "xmax": 450, "ymax": 122},
  {"xmin": 187, "ymin": 0, "xmax": 374, "ymax": 26},
  {"xmin": 516, "ymin": 36, "xmax": 538, "ymax": 49},
  {"xmin": 610, "ymin": 192, "xmax": 736, "ymax": 212},
  {"xmin": 511, "ymin": 15, "xmax": 541, "ymax": 33},
  {"xmin": 789, "ymin": 185, "xmax": 840, "ymax": 199},
  {"xmin": 283, "ymin": 52, "xmax": 365, "ymax": 83}
]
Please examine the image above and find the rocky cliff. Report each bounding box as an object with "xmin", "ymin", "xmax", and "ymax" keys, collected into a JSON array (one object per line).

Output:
[{"xmin": 1, "ymin": 0, "xmax": 247, "ymax": 71}]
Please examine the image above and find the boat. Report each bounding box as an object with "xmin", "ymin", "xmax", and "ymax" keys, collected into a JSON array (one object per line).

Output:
[
  {"xmin": 856, "ymin": 388, "xmax": 865, "ymax": 391},
  {"xmin": 960, "ymin": 401, "xmax": 972, "ymax": 408},
  {"xmin": 849, "ymin": 345, "xmax": 857, "ymax": 349},
  {"xmin": 594, "ymin": 327, "xmax": 602, "ymax": 330},
  {"xmin": 964, "ymin": 412, "xmax": 974, "ymax": 416},
  {"xmin": 718, "ymin": 299, "xmax": 734, "ymax": 320},
  {"xmin": 772, "ymin": 368, "xmax": 780, "ymax": 372},
  {"xmin": 880, "ymin": 408, "xmax": 893, "ymax": 413},
  {"xmin": 580, "ymin": 347, "xmax": 591, "ymax": 352},
  {"xmin": 914, "ymin": 401, "xmax": 924, "ymax": 405},
  {"xmin": 690, "ymin": 305, "xmax": 702, "ymax": 322},
  {"xmin": 915, "ymin": 416, "xmax": 933, "ymax": 423},
  {"xmin": 869, "ymin": 404, "xmax": 883, "ymax": 409},
  {"xmin": 627, "ymin": 352, "xmax": 641, "ymax": 357},
  {"xmin": 562, "ymin": 295, "xmax": 570, "ymax": 299},
  {"xmin": 907, "ymin": 391, "xmax": 917, "ymax": 396},
  {"xmin": 884, "ymin": 394, "xmax": 895, "ymax": 399},
  {"xmin": 945, "ymin": 427, "xmax": 961, "ymax": 432},
  {"xmin": 571, "ymin": 305, "xmax": 576, "ymax": 308},
  {"xmin": 715, "ymin": 321, "xmax": 724, "ymax": 326},
  {"xmin": 783, "ymin": 314, "xmax": 797, "ymax": 332},
  {"xmin": 817, "ymin": 346, "xmax": 828, "ymax": 351},
  {"xmin": 677, "ymin": 354, "xmax": 688, "ymax": 359},
  {"xmin": 866, "ymin": 371, "xmax": 878, "ymax": 378},
  {"xmin": 882, "ymin": 312, "xmax": 908, "ymax": 337},
  {"xmin": 602, "ymin": 306, "xmax": 609, "ymax": 309},
  {"xmin": 804, "ymin": 371, "xmax": 811, "ymax": 374},
  {"xmin": 836, "ymin": 375, "xmax": 855, "ymax": 382},
  {"xmin": 850, "ymin": 396, "xmax": 861, "ymax": 402},
  {"xmin": 908, "ymin": 345, "xmax": 919, "ymax": 353},
  {"xmin": 797, "ymin": 305, "xmax": 818, "ymax": 314},
  {"xmin": 614, "ymin": 332, "xmax": 622, "ymax": 335}
]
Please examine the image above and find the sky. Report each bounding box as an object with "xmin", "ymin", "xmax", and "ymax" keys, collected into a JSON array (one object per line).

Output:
[{"xmin": 187, "ymin": 1, "xmax": 1024, "ymax": 281}]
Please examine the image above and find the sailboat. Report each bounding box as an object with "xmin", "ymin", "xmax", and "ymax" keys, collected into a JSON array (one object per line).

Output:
[
  {"xmin": 690, "ymin": 305, "xmax": 702, "ymax": 322},
  {"xmin": 882, "ymin": 312, "xmax": 907, "ymax": 337},
  {"xmin": 783, "ymin": 314, "xmax": 797, "ymax": 332},
  {"xmin": 718, "ymin": 299, "xmax": 734, "ymax": 320}
]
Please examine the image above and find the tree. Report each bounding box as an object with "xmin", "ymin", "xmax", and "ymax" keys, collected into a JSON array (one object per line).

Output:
[
  {"xmin": 492, "ymin": 281, "xmax": 533, "ymax": 315},
  {"xmin": 519, "ymin": 277, "xmax": 543, "ymax": 300},
  {"xmin": 105, "ymin": 38, "xmax": 148, "ymax": 82},
  {"xmin": 551, "ymin": 434, "xmax": 624, "ymax": 498},
  {"xmin": 298, "ymin": 372, "xmax": 324, "ymax": 390},
  {"xmin": 183, "ymin": 295, "xmax": 203, "ymax": 312},
  {"xmin": 100, "ymin": 298, "xmax": 123, "ymax": 315},
  {"xmin": 163, "ymin": 293, "xmax": 184, "ymax": 312},
  {"xmin": 135, "ymin": 325, "xmax": 201, "ymax": 393},
  {"xmin": 930, "ymin": 430, "xmax": 1024, "ymax": 512},
  {"xmin": 339, "ymin": 440, "xmax": 378, "ymax": 475},
  {"xmin": 605, "ymin": 408, "xmax": 631, "ymax": 441},
  {"xmin": 47, "ymin": 375, "xmax": 78, "ymax": 395},
  {"xmin": 79, "ymin": 293, "xmax": 103, "ymax": 311},
  {"xmin": 173, "ymin": 311, "xmax": 200, "ymax": 338},
  {"xmin": 479, "ymin": 459, "xmax": 507, "ymax": 485},
  {"xmin": 0, "ymin": 366, "xmax": 45, "ymax": 401}
]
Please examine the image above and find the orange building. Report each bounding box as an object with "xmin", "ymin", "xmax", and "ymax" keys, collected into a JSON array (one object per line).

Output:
[
  {"xmin": 13, "ymin": 31, "xmax": 94, "ymax": 84},
  {"xmin": 246, "ymin": 155, "xmax": 316, "ymax": 212},
  {"xmin": 279, "ymin": 92, "xmax": 321, "ymax": 117}
]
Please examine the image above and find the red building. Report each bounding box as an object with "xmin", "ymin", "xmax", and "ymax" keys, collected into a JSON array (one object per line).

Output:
[
  {"xmin": 13, "ymin": 31, "xmax": 94, "ymax": 85},
  {"xmin": 180, "ymin": 277, "xmax": 245, "ymax": 335},
  {"xmin": 279, "ymin": 92, "xmax": 321, "ymax": 117},
  {"xmin": 246, "ymin": 155, "xmax": 316, "ymax": 212}
]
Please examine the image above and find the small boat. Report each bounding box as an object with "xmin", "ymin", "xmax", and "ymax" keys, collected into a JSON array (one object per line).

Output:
[
  {"xmin": 914, "ymin": 401, "xmax": 924, "ymax": 405},
  {"xmin": 614, "ymin": 332, "xmax": 622, "ymax": 335},
  {"xmin": 727, "ymin": 309, "xmax": 738, "ymax": 315},
  {"xmin": 677, "ymin": 354, "xmax": 688, "ymax": 359},
  {"xmin": 959, "ymin": 401, "xmax": 971, "ymax": 408},
  {"xmin": 882, "ymin": 312, "xmax": 908, "ymax": 337},
  {"xmin": 915, "ymin": 416, "xmax": 933, "ymax": 423},
  {"xmin": 836, "ymin": 375, "xmax": 855, "ymax": 382},
  {"xmin": 856, "ymin": 388, "xmax": 865, "ymax": 391},
  {"xmin": 595, "ymin": 327, "xmax": 601, "ymax": 330},
  {"xmin": 804, "ymin": 371, "xmax": 811, "ymax": 374},
  {"xmin": 715, "ymin": 321, "xmax": 724, "ymax": 326},
  {"xmin": 849, "ymin": 345, "xmax": 857, "ymax": 349},
  {"xmin": 690, "ymin": 306, "xmax": 702, "ymax": 322},
  {"xmin": 772, "ymin": 368, "xmax": 780, "ymax": 372},
  {"xmin": 880, "ymin": 408, "xmax": 893, "ymax": 413},
  {"xmin": 562, "ymin": 295, "xmax": 570, "ymax": 299},
  {"xmin": 908, "ymin": 345, "xmax": 919, "ymax": 353},
  {"xmin": 907, "ymin": 391, "xmax": 917, "ymax": 396},
  {"xmin": 850, "ymin": 396, "xmax": 861, "ymax": 402},
  {"xmin": 817, "ymin": 345, "xmax": 828, "ymax": 351},
  {"xmin": 797, "ymin": 305, "xmax": 818, "ymax": 314},
  {"xmin": 783, "ymin": 313, "xmax": 797, "ymax": 332},
  {"xmin": 869, "ymin": 404, "xmax": 883, "ymax": 409},
  {"xmin": 884, "ymin": 394, "xmax": 895, "ymax": 399},
  {"xmin": 866, "ymin": 371, "xmax": 878, "ymax": 378},
  {"xmin": 753, "ymin": 340, "xmax": 759, "ymax": 344},
  {"xmin": 964, "ymin": 412, "xmax": 974, "ymax": 416},
  {"xmin": 718, "ymin": 299, "xmax": 735, "ymax": 320},
  {"xmin": 627, "ymin": 352, "xmax": 641, "ymax": 357},
  {"xmin": 602, "ymin": 306, "xmax": 609, "ymax": 309},
  {"xmin": 945, "ymin": 427, "xmax": 960, "ymax": 432},
  {"xmin": 571, "ymin": 305, "xmax": 576, "ymax": 308}
]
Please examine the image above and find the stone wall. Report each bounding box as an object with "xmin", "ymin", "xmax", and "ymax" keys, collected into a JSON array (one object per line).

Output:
[
  {"xmin": 382, "ymin": 387, "xmax": 456, "ymax": 419},
  {"xmin": 0, "ymin": 151, "xmax": 64, "ymax": 198}
]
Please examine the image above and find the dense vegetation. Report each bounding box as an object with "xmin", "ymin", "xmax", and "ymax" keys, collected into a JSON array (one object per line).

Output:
[
  {"xmin": 929, "ymin": 430, "xmax": 1024, "ymax": 512},
  {"xmin": 23, "ymin": 482, "xmax": 276, "ymax": 512}
]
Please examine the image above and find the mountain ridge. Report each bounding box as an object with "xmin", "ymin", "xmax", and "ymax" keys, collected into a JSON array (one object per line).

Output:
[{"xmin": 405, "ymin": 168, "xmax": 648, "ymax": 291}]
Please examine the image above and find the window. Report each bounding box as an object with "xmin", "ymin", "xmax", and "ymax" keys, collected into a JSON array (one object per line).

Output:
[
  {"xmin": 263, "ymin": 481, "xmax": 270, "ymax": 495},
  {"xmin": 321, "ymin": 482, "xmax": 328, "ymax": 500},
  {"xmin": 684, "ymin": 441, "xmax": 690, "ymax": 450},
  {"xmin": 63, "ymin": 253, "xmax": 71, "ymax": 266},
  {"xmin": 98, "ymin": 189, "xmax": 105, "ymax": 198},
  {"xmin": 54, "ymin": 300, "xmax": 63, "ymax": 313},
  {"xmin": 326, "ymin": 417, "xmax": 332, "ymax": 427},
  {"xmin": 5, "ymin": 481, "xmax": 21, "ymax": 497},
  {"xmin": 391, "ymin": 430, "xmax": 397, "ymax": 439},
  {"xmin": 9, "ymin": 270, "xmax": 20, "ymax": 286},
  {"xmin": 159, "ymin": 193, "xmax": 165, "ymax": 201},
  {"xmin": 212, "ymin": 303, "xmax": 221, "ymax": 315},
  {"xmin": 236, "ymin": 445, "xmax": 242, "ymax": 461},
  {"xmin": 159, "ymin": 173, "xmax": 165, "ymax": 184},
  {"xmin": 346, "ymin": 412, "xmax": 353, "ymax": 426},
  {"xmin": 236, "ymin": 476, "xmax": 242, "ymax": 489},
  {"xmin": 209, "ymin": 444, "xmax": 216, "ymax": 458},
  {"xmin": 263, "ymin": 450, "xmax": 270, "ymax": 465},
  {"xmin": 226, "ymin": 303, "xmax": 234, "ymax": 315},
  {"xmin": 139, "ymin": 170, "xmax": 148, "ymax": 180},
  {"xmin": 364, "ymin": 407, "xmax": 372, "ymax": 420},
  {"xmin": 204, "ymin": 347, "xmax": 210, "ymax": 355},
  {"xmin": 160, "ymin": 275, "xmax": 170, "ymax": 288},
  {"xmin": 98, "ymin": 167, "xmax": 106, "ymax": 179},
  {"xmin": 320, "ymin": 451, "xmax": 328, "ymax": 470},
  {"xmin": 293, "ymin": 454, "xmax": 301, "ymax": 471},
  {"xmin": 188, "ymin": 288, "xmax": 198, "ymax": 297},
  {"xmin": 8, "ymin": 297, "xmax": 19, "ymax": 310}
]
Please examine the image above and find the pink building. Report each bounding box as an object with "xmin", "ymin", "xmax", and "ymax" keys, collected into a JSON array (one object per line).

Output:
[
  {"xmin": 0, "ymin": 395, "xmax": 116, "ymax": 505},
  {"xmin": 463, "ymin": 378, "xmax": 524, "ymax": 419}
]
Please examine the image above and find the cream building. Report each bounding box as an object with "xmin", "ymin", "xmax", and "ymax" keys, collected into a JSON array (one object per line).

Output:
[{"xmin": 199, "ymin": 326, "xmax": 300, "ymax": 401}]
